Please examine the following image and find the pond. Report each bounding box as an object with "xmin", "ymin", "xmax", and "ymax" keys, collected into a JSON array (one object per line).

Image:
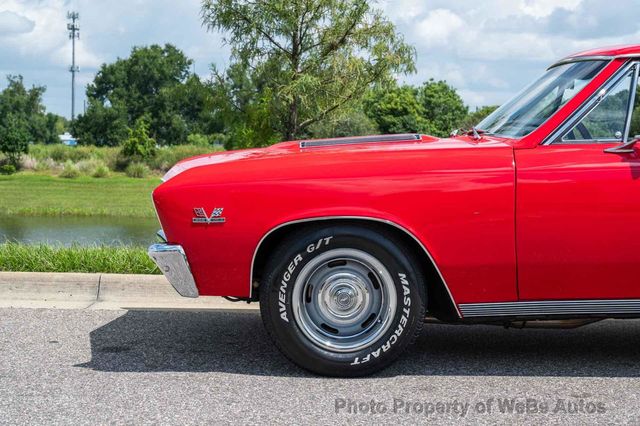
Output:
[{"xmin": 0, "ymin": 215, "xmax": 160, "ymax": 247}]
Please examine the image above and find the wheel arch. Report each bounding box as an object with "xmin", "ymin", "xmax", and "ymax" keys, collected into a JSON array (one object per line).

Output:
[{"xmin": 251, "ymin": 217, "xmax": 461, "ymax": 319}]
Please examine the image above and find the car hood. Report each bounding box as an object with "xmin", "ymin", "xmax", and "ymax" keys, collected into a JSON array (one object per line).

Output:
[{"xmin": 162, "ymin": 134, "xmax": 513, "ymax": 182}]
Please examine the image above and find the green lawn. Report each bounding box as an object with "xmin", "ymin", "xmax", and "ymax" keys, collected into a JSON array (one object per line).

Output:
[
  {"xmin": 0, "ymin": 173, "xmax": 159, "ymax": 218},
  {"xmin": 0, "ymin": 242, "xmax": 159, "ymax": 274}
]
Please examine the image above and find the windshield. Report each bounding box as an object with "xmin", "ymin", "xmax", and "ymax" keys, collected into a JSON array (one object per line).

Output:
[{"xmin": 477, "ymin": 60, "xmax": 608, "ymax": 138}]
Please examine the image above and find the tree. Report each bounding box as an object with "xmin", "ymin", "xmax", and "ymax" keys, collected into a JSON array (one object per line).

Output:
[
  {"xmin": 0, "ymin": 75, "xmax": 64, "ymax": 164},
  {"xmin": 418, "ymin": 79, "xmax": 468, "ymax": 137},
  {"xmin": 121, "ymin": 116, "xmax": 157, "ymax": 160},
  {"xmin": 210, "ymin": 62, "xmax": 282, "ymax": 149},
  {"xmin": 459, "ymin": 105, "xmax": 499, "ymax": 130},
  {"xmin": 309, "ymin": 108, "xmax": 378, "ymax": 138},
  {"xmin": 0, "ymin": 75, "xmax": 62, "ymax": 147},
  {"xmin": 74, "ymin": 44, "xmax": 218, "ymax": 146},
  {"xmin": 71, "ymin": 100, "xmax": 129, "ymax": 147},
  {"xmin": 363, "ymin": 85, "xmax": 434, "ymax": 134},
  {"xmin": 0, "ymin": 113, "xmax": 30, "ymax": 166},
  {"xmin": 202, "ymin": 0, "xmax": 416, "ymax": 143}
]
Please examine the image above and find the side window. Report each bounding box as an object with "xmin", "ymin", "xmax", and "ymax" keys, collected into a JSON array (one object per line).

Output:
[
  {"xmin": 629, "ymin": 78, "xmax": 640, "ymax": 138},
  {"xmin": 563, "ymin": 70, "xmax": 634, "ymax": 142}
]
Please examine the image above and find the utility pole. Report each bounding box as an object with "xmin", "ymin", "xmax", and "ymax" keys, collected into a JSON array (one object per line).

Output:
[{"xmin": 67, "ymin": 12, "xmax": 80, "ymax": 121}]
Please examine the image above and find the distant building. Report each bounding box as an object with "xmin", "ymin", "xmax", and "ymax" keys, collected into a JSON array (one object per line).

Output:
[{"xmin": 58, "ymin": 132, "xmax": 78, "ymax": 146}]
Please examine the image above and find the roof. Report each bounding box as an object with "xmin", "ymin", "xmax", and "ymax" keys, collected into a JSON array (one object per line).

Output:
[
  {"xmin": 549, "ymin": 44, "xmax": 640, "ymax": 68},
  {"xmin": 569, "ymin": 44, "xmax": 640, "ymax": 58}
]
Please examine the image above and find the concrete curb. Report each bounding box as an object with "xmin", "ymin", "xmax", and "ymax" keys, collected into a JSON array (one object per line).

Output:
[{"xmin": 0, "ymin": 271, "xmax": 259, "ymax": 311}]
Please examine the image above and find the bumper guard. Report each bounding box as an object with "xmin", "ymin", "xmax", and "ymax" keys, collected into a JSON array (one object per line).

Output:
[{"xmin": 148, "ymin": 237, "xmax": 199, "ymax": 298}]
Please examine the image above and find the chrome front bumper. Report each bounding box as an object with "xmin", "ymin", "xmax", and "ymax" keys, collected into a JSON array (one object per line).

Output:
[{"xmin": 148, "ymin": 239, "xmax": 199, "ymax": 298}]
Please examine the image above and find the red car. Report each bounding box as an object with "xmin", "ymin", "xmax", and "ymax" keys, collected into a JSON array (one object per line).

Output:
[{"xmin": 149, "ymin": 45, "xmax": 640, "ymax": 376}]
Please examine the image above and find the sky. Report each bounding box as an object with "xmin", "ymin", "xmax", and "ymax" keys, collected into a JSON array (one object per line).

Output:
[{"xmin": 0, "ymin": 0, "xmax": 638, "ymax": 119}]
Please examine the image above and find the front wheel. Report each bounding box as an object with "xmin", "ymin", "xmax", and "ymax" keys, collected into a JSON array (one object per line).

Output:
[{"xmin": 260, "ymin": 225, "xmax": 426, "ymax": 376}]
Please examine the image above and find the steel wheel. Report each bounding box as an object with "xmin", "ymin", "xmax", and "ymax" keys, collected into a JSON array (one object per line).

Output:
[{"xmin": 291, "ymin": 248, "xmax": 397, "ymax": 352}]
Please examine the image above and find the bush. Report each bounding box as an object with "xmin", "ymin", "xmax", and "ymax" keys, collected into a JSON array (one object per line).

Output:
[
  {"xmin": 19, "ymin": 155, "xmax": 38, "ymax": 171},
  {"xmin": 76, "ymin": 158, "xmax": 105, "ymax": 175},
  {"xmin": 186, "ymin": 133, "xmax": 211, "ymax": 147},
  {"xmin": 34, "ymin": 158, "xmax": 58, "ymax": 172},
  {"xmin": 92, "ymin": 163, "xmax": 110, "ymax": 178},
  {"xmin": 91, "ymin": 147, "xmax": 120, "ymax": 171},
  {"xmin": 125, "ymin": 162, "xmax": 150, "ymax": 178},
  {"xmin": 28, "ymin": 143, "xmax": 120, "ymax": 170},
  {"xmin": 0, "ymin": 164, "xmax": 16, "ymax": 175},
  {"xmin": 44, "ymin": 144, "xmax": 93, "ymax": 163},
  {"xmin": 59, "ymin": 160, "xmax": 80, "ymax": 179},
  {"xmin": 121, "ymin": 116, "xmax": 156, "ymax": 160},
  {"xmin": 148, "ymin": 144, "xmax": 221, "ymax": 172}
]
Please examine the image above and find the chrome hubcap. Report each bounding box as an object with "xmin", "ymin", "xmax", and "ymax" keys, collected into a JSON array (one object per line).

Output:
[
  {"xmin": 321, "ymin": 273, "xmax": 369, "ymax": 323},
  {"xmin": 292, "ymin": 248, "xmax": 397, "ymax": 353}
]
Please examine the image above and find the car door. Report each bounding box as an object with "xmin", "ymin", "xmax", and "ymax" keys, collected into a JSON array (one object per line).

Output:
[{"xmin": 516, "ymin": 61, "xmax": 640, "ymax": 300}]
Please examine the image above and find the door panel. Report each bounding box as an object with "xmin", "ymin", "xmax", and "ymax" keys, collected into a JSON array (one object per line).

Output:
[{"xmin": 516, "ymin": 144, "xmax": 640, "ymax": 300}]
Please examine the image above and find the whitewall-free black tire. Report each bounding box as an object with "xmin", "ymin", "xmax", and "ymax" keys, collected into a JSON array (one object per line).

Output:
[{"xmin": 259, "ymin": 225, "xmax": 426, "ymax": 376}]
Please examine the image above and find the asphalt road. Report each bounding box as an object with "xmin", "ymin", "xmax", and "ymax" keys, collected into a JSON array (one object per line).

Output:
[{"xmin": 2, "ymin": 308, "xmax": 640, "ymax": 425}]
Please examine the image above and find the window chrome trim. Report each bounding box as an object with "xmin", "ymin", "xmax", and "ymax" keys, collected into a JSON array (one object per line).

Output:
[
  {"xmin": 250, "ymin": 216, "xmax": 462, "ymax": 318},
  {"xmin": 549, "ymin": 54, "xmax": 639, "ymax": 70},
  {"xmin": 543, "ymin": 60, "xmax": 638, "ymax": 145},
  {"xmin": 548, "ymin": 56, "xmax": 613, "ymax": 70},
  {"xmin": 623, "ymin": 64, "xmax": 640, "ymax": 143}
]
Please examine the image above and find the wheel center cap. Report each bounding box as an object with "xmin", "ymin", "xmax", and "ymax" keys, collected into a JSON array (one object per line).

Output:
[
  {"xmin": 334, "ymin": 288, "xmax": 355, "ymax": 310},
  {"xmin": 319, "ymin": 272, "xmax": 370, "ymax": 322}
]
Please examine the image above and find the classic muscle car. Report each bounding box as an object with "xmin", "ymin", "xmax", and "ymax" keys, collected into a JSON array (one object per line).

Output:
[{"xmin": 149, "ymin": 45, "xmax": 640, "ymax": 376}]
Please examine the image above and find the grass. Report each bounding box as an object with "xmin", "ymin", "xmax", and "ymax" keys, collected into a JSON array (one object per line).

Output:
[
  {"xmin": 0, "ymin": 173, "xmax": 159, "ymax": 218},
  {"xmin": 24, "ymin": 143, "xmax": 222, "ymax": 174},
  {"xmin": 0, "ymin": 242, "xmax": 160, "ymax": 274}
]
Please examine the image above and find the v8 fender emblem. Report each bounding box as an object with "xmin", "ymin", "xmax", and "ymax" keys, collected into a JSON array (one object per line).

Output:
[{"xmin": 193, "ymin": 207, "xmax": 226, "ymax": 224}]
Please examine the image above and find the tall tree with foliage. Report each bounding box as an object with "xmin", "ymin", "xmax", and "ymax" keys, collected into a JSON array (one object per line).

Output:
[
  {"xmin": 0, "ymin": 113, "xmax": 30, "ymax": 166},
  {"xmin": 418, "ymin": 79, "xmax": 468, "ymax": 137},
  {"xmin": 363, "ymin": 85, "xmax": 434, "ymax": 135},
  {"xmin": 202, "ymin": 0, "xmax": 416, "ymax": 144},
  {"xmin": 73, "ymin": 44, "xmax": 219, "ymax": 146},
  {"xmin": 0, "ymin": 75, "xmax": 63, "ymax": 165}
]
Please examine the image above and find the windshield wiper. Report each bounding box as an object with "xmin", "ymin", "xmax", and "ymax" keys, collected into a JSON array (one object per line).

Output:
[{"xmin": 467, "ymin": 127, "xmax": 488, "ymax": 140}]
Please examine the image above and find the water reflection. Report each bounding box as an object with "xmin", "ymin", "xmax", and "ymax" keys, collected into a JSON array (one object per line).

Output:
[{"xmin": 0, "ymin": 215, "xmax": 159, "ymax": 246}]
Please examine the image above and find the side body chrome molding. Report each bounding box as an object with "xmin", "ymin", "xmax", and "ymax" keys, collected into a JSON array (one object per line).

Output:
[
  {"xmin": 250, "ymin": 216, "xmax": 462, "ymax": 317},
  {"xmin": 460, "ymin": 299, "xmax": 640, "ymax": 318}
]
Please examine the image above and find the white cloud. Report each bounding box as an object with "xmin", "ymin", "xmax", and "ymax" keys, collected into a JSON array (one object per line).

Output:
[
  {"xmin": 380, "ymin": 0, "xmax": 428, "ymax": 21},
  {"xmin": 522, "ymin": 0, "xmax": 583, "ymax": 17},
  {"xmin": 415, "ymin": 9, "xmax": 464, "ymax": 48},
  {"xmin": 0, "ymin": 0, "xmax": 103, "ymax": 67},
  {"xmin": 0, "ymin": 10, "xmax": 34, "ymax": 35}
]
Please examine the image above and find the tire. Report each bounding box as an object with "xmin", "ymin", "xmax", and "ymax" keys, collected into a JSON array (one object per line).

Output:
[{"xmin": 259, "ymin": 224, "xmax": 426, "ymax": 377}]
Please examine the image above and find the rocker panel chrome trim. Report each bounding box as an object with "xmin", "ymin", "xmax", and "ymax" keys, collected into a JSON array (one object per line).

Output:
[
  {"xmin": 460, "ymin": 299, "xmax": 640, "ymax": 318},
  {"xmin": 250, "ymin": 216, "xmax": 461, "ymax": 318}
]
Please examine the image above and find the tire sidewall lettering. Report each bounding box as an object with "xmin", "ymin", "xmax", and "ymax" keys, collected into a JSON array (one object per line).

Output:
[
  {"xmin": 278, "ymin": 236, "xmax": 333, "ymax": 323},
  {"xmin": 350, "ymin": 272, "xmax": 412, "ymax": 366}
]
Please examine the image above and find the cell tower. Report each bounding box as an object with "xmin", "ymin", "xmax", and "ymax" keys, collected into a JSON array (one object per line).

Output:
[{"xmin": 67, "ymin": 12, "xmax": 80, "ymax": 121}]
